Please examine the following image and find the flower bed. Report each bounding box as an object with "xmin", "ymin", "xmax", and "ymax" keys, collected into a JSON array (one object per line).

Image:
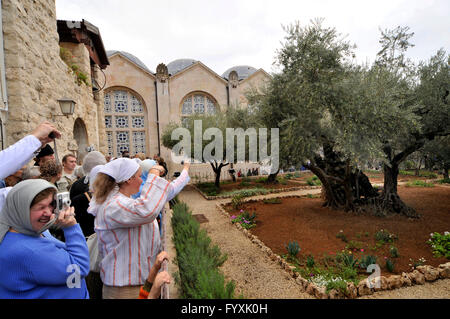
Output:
[{"xmin": 216, "ymin": 188, "xmax": 450, "ymax": 299}]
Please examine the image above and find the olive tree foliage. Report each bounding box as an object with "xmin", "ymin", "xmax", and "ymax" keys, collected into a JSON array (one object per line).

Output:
[
  {"xmin": 161, "ymin": 106, "xmax": 260, "ymax": 188},
  {"xmin": 247, "ymin": 20, "xmax": 449, "ymax": 217}
]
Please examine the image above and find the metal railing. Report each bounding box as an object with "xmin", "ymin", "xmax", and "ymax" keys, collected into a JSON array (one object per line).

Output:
[{"xmin": 160, "ymin": 207, "xmax": 169, "ymax": 299}]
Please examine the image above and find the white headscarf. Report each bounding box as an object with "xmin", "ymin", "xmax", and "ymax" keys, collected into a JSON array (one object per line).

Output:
[
  {"xmin": 98, "ymin": 158, "xmax": 140, "ymax": 183},
  {"xmin": 88, "ymin": 165, "xmax": 104, "ymax": 192},
  {"xmin": 139, "ymin": 159, "xmax": 157, "ymax": 174}
]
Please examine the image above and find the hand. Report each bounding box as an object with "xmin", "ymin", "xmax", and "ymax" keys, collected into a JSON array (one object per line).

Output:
[
  {"xmin": 149, "ymin": 165, "xmax": 166, "ymax": 177},
  {"xmin": 32, "ymin": 121, "xmax": 61, "ymax": 145},
  {"xmin": 155, "ymin": 251, "xmax": 169, "ymax": 270},
  {"xmin": 148, "ymin": 271, "xmax": 171, "ymax": 299},
  {"xmin": 183, "ymin": 161, "xmax": 190, "ymax": 171},
  {"xmin": 54, "ymin": 206, "xmax": 77, "ymax": 229}
]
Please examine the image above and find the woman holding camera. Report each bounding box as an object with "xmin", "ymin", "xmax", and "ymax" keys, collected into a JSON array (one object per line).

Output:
[
  {"xmin": 88, "ymin": 158, "xmax": 189, "ymax": 299},
  {"xmin": 0, "ymin": 179, "xmax": 90, "ymax": 298}
]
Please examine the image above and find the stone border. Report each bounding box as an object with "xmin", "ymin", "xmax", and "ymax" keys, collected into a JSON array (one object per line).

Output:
[
  {"xmin": 191, "ymin": 183, "xmax": 321, "ymax": 200},
  {"xmin": 216, "ymin": 196, "xmax": 450, "ymax": 299}
]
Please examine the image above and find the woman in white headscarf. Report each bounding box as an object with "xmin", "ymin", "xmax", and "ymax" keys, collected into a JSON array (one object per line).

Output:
[
  {"xmin": 88, "ymin": 158, "xmax": 190, "ymax": 299},
  {"xmin": 0, "ymin": 179, "xmax": 90, "ymax": 298}
]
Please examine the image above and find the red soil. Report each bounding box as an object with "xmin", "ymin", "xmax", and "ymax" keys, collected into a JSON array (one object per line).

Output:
[{"xmin": 224, "ymin": 185, "xmax": 450, "ymax": 275}]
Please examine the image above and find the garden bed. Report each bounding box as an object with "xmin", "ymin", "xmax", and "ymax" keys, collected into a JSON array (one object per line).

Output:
[
  {"xmin": 193, "ymin": 175, "xmax": 320, "ymax": 200},
  {"xmin": 219, "ymin": 185, "xmax": 450, "ymax": 298}
]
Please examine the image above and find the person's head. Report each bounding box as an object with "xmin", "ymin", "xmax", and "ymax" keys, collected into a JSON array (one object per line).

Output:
[
  {"xmin": 34, "ymin": 144, "xmax": 55, "ymax": 166},
  {"xmin": 0, "ymin": 179, "xmax": 58, "ymax": 243},
  {"xmin": 22, "ymin": 166, "xmax": 41, "ymax": 180},
  {"xmin": 121, "ymin": 150, "xmax": 130, "ymax": 158},
  {"xmin": 62, "ymin": 154, "xmax": 77, "ymax": 172},
  {"xmin": 4, "ymin": 165, "xmax": 26, "ymax": 187},
  {"xmin": 92, "ymin": 158, "xmax": 141, "ymax": 204},
  {"xmin": 135, "ymin": 152, "xmax": 146, "ymax": 161},
  {"xmin": 39, "ymin": 159, "xmax": 62, "ymax": 183},
  {"xmin": 140, "ymin": 159, "xmax": 157, "ymax": 174},
  {"xmin": 82, "ymin": 151, "xmax": 107, "ymax": 176}
]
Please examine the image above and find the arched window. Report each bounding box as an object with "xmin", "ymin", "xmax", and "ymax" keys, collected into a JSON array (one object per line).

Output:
[
  {"xmin": 180, "ymin": 92, "xmax": 217, "ymax": 126},
  {"xmin": 104, "ymin": 89, "xmax": 147, "ymax": 157}
]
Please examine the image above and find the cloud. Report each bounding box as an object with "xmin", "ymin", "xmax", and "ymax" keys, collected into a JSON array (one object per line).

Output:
[{"xmin": 55, "ymin": 0, "xmax": 449, "ymax": 74}]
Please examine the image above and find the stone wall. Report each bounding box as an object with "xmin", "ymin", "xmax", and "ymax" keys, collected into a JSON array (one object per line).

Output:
[{"xmin": 2, "ymin": 0, "xmax": 105, "ymax": 161}]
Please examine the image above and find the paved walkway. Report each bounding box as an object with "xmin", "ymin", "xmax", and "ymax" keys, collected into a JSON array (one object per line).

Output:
[{"xmin": 177, "ymin": 185, "xmax": 450, "ymax": 299}]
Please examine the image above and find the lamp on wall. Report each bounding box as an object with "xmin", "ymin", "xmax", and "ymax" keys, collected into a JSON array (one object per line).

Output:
[{"xmin": 57, "ymin": 98, "xmax": 76, "ymax": 115}]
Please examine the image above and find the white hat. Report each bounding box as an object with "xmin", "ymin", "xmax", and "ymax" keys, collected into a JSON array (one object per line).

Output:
[{"xmin": 99, "ymin": 158, "xmax": 140, "ymax": 183}]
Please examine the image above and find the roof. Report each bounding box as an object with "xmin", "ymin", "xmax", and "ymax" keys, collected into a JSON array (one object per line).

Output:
[
  {"xmin": 222, "ymin": 65, "xmax": 258, "ymax": 80},
  {"xmin": 167, "ymin": 59, "xmax": 197, "ymax": 75},
  {"xmin": 57, "ymin": 19, "xmax": 109, "ymax": 69},
  {"xmin": 107, "ymin": 50, "xmax": 154, "ymax": 74}
]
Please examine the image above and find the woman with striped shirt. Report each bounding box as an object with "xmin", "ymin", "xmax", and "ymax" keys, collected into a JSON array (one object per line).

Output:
[{"xmin": 88, "ymin": 158, "xmax": 190, "ymax": 299}]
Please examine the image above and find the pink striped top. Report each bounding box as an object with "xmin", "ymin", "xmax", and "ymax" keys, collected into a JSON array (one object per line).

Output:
[{"xmin": 88, "ymin": 170, "xmax": 189, "ymax": 287}]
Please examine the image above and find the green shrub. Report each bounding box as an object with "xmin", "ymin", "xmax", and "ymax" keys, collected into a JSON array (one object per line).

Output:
[
  {"xmin": 263, "ymin": 198, "xmax": 282, "ymax": 204},
  {"xmin": 359, "ymin": 255, "xmax": 377, "ymax": 270},
  {"xmin": 336, "ymin": 252, "xmax": 358, "ymax": 269},
  {"xmin": 306, "ymin": 176, "xmax": 322, "ymax": 186},
  {"xmin": 231, "ymin": 194, "xmax": 244, "ymax": 210},
  {"xmin": 345, "ymin": 240, "xmax": 364, "ymax": 251},
  {"xmin": 399, "ymin": 170, "xmax": 437, "ymax": 178},
  {"xmin": 375, "ymin": 229, "xmax": 397, "ymax": 244},
  {"xmin": 406, "ymin": 180, "xmax": 434, "ymax": 187},
  {"xmin": 385, "ymin": 259, "xmax": 395, "ymax": 273},
  {"xmin": 285, "ymin": 241, "xmax": 301, "ymax": 257},
  {"xmin": 231, "ymin": 210, "xmax": 257, "ymax": 230},
  {"xmin": 389, "ymin": 246, "xmax": 399, "ymax": 258},
  {"xmin": 306, "ymin": 255, "xmax": 315, "ymax": 268},
  {"xmin": 221, "ymin": 188, "xmax": 269, "ymax": 198},
  {"xmin": 438, "ymin": 178, "xmax": 450, "ymax": 184},
  {"xmin": 427, "ymin": 232, "xmax": 450, "ymax": 259},
  {"xmin": 172, "ymin": 202, "xmax": 236, "ymax": 298},
  {"xmin": 336, "ymin": 230, "xmax": 348, "ymax": 243}
]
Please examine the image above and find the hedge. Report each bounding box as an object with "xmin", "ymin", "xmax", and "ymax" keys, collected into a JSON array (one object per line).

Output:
[{"xmin": 171, "ymin": 201, "xmax": 238, "ymax": 298}]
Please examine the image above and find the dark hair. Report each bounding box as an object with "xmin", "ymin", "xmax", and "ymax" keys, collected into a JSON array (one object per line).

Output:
[
  {"xmin": 30, "ymin": 188, "xmax": 56, "ymax": 208},
  {"xmin": 39, "ymin": 160, "xmax": 62, "ymax": 181}
]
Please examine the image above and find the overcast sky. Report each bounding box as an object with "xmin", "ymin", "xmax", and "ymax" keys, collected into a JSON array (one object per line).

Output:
[{"xmin": 55, "ymin": 0, "xmax": 449, "ymax": 75}]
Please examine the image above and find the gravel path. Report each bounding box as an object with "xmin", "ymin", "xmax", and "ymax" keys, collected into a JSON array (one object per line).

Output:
[{"xmin": 177, "ymin": 185, "xmax": 450, "ymax": 299}]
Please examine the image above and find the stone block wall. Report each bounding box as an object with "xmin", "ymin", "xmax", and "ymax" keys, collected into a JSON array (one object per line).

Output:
[{"xmin": 2, "ymin": 0, "xmax": 106, "ymax": 160}]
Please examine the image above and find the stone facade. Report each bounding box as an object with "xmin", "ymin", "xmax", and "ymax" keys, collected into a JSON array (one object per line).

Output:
[
  {"xmin": 103, "ymin": 54, "xmax": 271, "ymax": 173},
  {"xmin": 1, "ymin": 0, "xmax": 107, "ymax": 163}
]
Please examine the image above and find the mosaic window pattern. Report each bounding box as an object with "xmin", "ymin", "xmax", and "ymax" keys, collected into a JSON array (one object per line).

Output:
[
  {"xmin": 106, "ymin": 132, "xmax": 113, "ymax": 156},
  {"xmin": 103, "ymin": 89, "xmax": 147, "ymax": 157},
  {"xmin": 116, "ymin": 131, "xmax": 130, "ymax": 155},
  {"xmin": 115, "ymin": 116, "xmax": 129, "ymax": 128},
  {"xmin": 132, "ymin": 116, "xmax": 145, "ymax": 128},
  {"xmin": 133, "ymin": 131, "xmax": 146, "ymax": 154},
  {"xmin": 104, "ymin": 93, "xmax": 111, "ymax": 113},
  {"xmin": 193, "ymin": 95, "xmax": 205, "ymax": 114},
  {"xmin": 181, "ymin": 92, "xmax": 217, "ymax": 124},
  {"xmin": 114, "ymin": 90, "xmax": 128, "ymax": 113},
  {"xmin": 131, "ymin": 96, "xmax": 144, "ymax": 113},
  {"xmin": 105, "ymin": 116, "xmax": 112, "ymax": 128}
]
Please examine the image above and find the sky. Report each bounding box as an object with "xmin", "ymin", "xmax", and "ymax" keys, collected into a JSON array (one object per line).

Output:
[{"xmin": 55, "ymin": 0, "xmax": 449, "ymax": 75}]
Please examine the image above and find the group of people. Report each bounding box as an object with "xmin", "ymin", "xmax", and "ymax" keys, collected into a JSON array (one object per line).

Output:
[{"xmin": 0, "ymin": 121, "xmax": 190, "ymax": 299}]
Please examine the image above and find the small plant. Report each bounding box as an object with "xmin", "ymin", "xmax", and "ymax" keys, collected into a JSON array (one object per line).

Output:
[
  {"xmin": 427, "ymin": 231, "xmax": 450, "ymax": 259},
  {"xmin": 438, "ymin": 178, "xmax": 450, "ymax": 184},
  {"xmin": 405, "ymin": 180, "xmax": 434, "ymax": 188},
  {"xmin": 375, "ymin": 229, "xmax": 397, "ymax": 244},
  {"xmin": 263, "ymin": 198, "xmax": 282, "ymax": 204},
  {"xmin": 389, "ymin": 246, "xmax": 399, "ymax": 258},
  {"xmin": 345, "ymin": 240, "xmax": 364, "ymax": 251},
  {"xmin": 231, "ymin": 210, "xmax": 257, "ymax": 230},
  {"xmin": 385, "ymin": 258, "xmax": 395, "ymax": 273},
  {"xmin": 231, "ymin": 194, "xmax": 244, "ymax": 210},
  {"xmin": 306, "ymin": 176, "xmax": 322, "ymax": 186},
  {"xmin": 306, "ymin": 255, "xmax": 315, "ymax": 268},
  {"xmin": 359, "ymin": 255, "xmax": 378, "ymax": 270},
  {"xmin": 336, "ymin": 252, "xmax": 358, "ymax": 269},
  {"xmin": 408, "ymin": 257, "xmax": 426, "ymax": 270},
  {"xmin": 285, "ymin": 241, "xmax": 301, "ymax": 258},
  {"xmin": 336, "ymin": 230, "xmax": 348, "ymax": 243}
]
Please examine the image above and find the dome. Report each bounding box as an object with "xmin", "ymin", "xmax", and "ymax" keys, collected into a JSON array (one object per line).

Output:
[
  {"xmin": 167, "ymin": 58, "xmax": 197, "ymax": 75},
  {"xmin": 222, "ymin": 65, "xmax": 257, "ymax": 80},
  {"xmin": 107, "ymin": 50, "xmax": 153, "ymax": 74}
]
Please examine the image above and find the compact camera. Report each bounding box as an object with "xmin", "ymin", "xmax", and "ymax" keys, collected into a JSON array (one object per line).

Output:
[{"xmin": 54, "ymin": 192, "xmax": 71, "ymax": 216}]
